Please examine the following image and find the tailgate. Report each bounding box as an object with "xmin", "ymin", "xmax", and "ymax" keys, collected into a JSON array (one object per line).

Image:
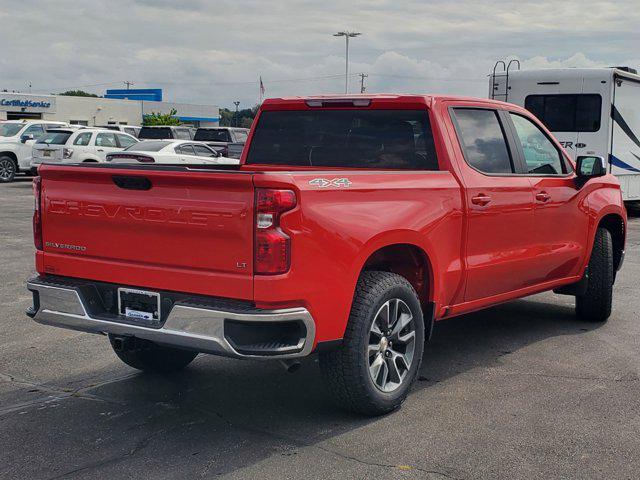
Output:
[{"xmin": 39, "ymin": 165, "xmax": 255, "ymax": 300}]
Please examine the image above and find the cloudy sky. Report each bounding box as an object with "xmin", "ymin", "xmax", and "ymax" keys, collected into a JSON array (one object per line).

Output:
[{"xmin": 1, "ymin": 0, "xmax": 638, "ymax": 109}]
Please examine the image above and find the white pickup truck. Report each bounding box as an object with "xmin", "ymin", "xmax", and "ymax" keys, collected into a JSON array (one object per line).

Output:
[{"xmin": 0, "ymin": 120, "xmax": 67, "ymax": 182}]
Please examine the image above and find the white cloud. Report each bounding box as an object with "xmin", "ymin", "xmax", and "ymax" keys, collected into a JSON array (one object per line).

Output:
[{"xmin": 0, "ymin": 0, "xmax": 638, "ymax": 107}]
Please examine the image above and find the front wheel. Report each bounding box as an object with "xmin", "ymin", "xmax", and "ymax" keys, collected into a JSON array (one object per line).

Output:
[
  {"xmin": 320, "ymin": 271, "xmax": 425, "ymax": 416},
  {"xmin": 576, "ymin": 228, "xmax": 614, "ymax": 322},
  {"xmin": 0, "ymin": 156, "xmax": 17, "ymax": 183},
  {"xmin": 109, "ymin": 335, "xmax": 198, "ymax": 373}
]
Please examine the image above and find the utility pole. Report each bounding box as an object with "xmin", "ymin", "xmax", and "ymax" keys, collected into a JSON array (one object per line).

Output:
[
  {"xmin": 233, "ymin": 101, "xmax": 240, "ymax": 127},
  {"xmin": 333, "ymin": 31, "xmax": 361, "ymax": 93},
  {"xmin": 358, "ymin": 73, "xmax": 368, "ymax": 93},
  {"xmin": 124, "ymin": 80, "xmax": 134, "ymax": 90}
]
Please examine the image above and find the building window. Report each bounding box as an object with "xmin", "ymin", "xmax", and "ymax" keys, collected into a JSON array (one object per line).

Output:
[{"xmin": 70, "ymin": 120, "xmax": 89, "ymax": 126}]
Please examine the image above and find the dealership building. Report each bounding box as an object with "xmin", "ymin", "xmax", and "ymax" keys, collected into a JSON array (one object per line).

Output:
[{"xmin": 0, "ymin": 89, "xmax": 220, "ymax": 127}]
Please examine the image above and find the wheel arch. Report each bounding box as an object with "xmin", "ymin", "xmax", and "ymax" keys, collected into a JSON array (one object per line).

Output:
[
  {"xmin": 356, "ymin": 240, "xmax": 436, "ymax": 339},
  {"xmin": 0, "ymin": 151, "xmax": 18, "ymax": 165},
  {"xmin": 597, "ymin": 212, "xmax": 625, "ymax": 273}
]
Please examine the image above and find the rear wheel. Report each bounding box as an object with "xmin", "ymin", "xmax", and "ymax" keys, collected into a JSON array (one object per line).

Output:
[
  {"xmin": 576, "ymin": 228, "xmax": 614, "ymax": 322},
  {"xmin": 320, "ymin": 271, "xmax": 425, "ymax": 416},
  {"xmin": 0, "ymin": 156, "xmax": 17, "ymax": 183},
  {"xmin": 109, "ymin": 335, "xmax": 198, "ymax": 373}
]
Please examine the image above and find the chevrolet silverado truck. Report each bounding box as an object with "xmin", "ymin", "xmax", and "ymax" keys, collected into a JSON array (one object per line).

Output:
[{"xmin": 26, "ymin": 95, "xmax": 626, "ymax": 416}]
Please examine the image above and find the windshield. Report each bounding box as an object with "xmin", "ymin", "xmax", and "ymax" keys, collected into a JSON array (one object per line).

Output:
[
  {"xmin": 0, "ymin": 123, "xmax": 24, "ymax": 137},
  {"xmin": 36, "ymin": 131, "xmax": 73, "ymax": 145},
  {"xmin": 194, "ymin": 129, "xmax": 231, "ymax": 142},
  {"xmin": 246, "ymin": 109, "xmax": 439, "ymax": 170},
  {"xmin": 125, "ymin": 140, "xmax": 171, "ymax": 152},
  {"xmin": 139, "ymin": 127, "xmax": 173, "ymax": 139}
]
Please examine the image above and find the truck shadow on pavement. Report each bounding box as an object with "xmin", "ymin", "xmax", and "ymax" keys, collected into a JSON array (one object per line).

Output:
[{"xmin": 2, "ymin": 295, "xmax": 604, "ymax": 478}]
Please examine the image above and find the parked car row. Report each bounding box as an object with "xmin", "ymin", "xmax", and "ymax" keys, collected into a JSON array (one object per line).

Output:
[
  {"xmin": 0, "ymin": 120, "xmax": 243, "ymax": 182},
  {"xmin": 107, "ymin": 140, "xmax": 238, "ymax": 165}
]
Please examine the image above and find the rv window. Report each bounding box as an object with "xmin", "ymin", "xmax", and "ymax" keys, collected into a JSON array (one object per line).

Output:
[{"xmin": 524, "ymin": 94, "xmax": 601, "ymax": 132}]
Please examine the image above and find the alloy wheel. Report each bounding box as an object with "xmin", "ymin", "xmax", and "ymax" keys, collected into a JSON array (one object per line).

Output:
[
  {"xmin": 0, "ymin": 158, "xmax": 15, "ymax": 181},
  {"xmin": 368, "ymin": 298, "xmax": 417, "ymax": 392}
]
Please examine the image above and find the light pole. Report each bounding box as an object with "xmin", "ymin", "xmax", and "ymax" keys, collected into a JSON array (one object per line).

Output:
[
  {"xmin": 333, "ymin": 31, "xmax": 361, "ymax": 94},
  {"xmin": 233, "ymin": 101, "xmax": 240, "ymax": 127}
]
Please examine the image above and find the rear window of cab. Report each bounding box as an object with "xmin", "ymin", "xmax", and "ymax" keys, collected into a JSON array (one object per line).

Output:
[{"xmin": 246, "ymin": 109, "xmax": 439, "ymax": 170}]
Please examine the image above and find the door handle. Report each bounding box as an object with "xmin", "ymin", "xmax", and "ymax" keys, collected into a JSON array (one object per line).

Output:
[
  {"xmin": 471, "ymin": 194, "xmax": 492, "ymax": 206},
  {"xmin": 536, "ymin": 192, "xmax": 551, "ymax": 202}
]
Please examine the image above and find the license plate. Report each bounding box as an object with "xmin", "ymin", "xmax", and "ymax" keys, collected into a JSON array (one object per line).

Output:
[
  {"xmin": 117, "ymin": 288, "xmax": 160, "ymax": 322},
  {"xmin": 42, "ymin": 150, "xmax": 51, "ymax": 157}
]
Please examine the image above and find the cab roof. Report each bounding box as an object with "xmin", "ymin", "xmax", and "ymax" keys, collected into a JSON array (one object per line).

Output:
[{"xmin": 259, "ymin": 94, "xmax": 512, "ymax": 110}]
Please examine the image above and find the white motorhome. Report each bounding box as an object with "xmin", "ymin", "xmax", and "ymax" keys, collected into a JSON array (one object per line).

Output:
[{"xmin": 489, "ymin": 66, "xmax": 640, "ymax": 201}]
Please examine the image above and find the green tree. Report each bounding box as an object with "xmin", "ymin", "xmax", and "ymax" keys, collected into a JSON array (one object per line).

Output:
[
  {"xmin": 219, "ymin": 106, "xmax": 257, "ymax": 127},
  {"xmin": 57, "ymin": 90, "xmax": 99, "ymax": 97},
  {"xmin": 142, "ymin": 108, "xmax": 181, "ymax": 126}
]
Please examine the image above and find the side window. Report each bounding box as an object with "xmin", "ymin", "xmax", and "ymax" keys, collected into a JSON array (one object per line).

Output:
[
  {"xmin": 95, "ymin": 133, "xmax": 118, "ymax": 147},
  {"xmin": 73, "ymin": 132, "xmax": 92, "ymax": 146},
  {"xmin": 116, "ymin": 134, "xmax": 137, "ymax": 148},
  {"xmin": 124, "ymin": 127, "xmax": 135, "ymax": 136},
  {"xmin": 175, "ymin": 129, "xmax": 191, "ymax": 140},
  {"xmin": 179, "ymin": 144, "xmax": 196, "ymax": 155},
  {"xmin": 24, "ymin": 124, "xmax": 45, "ymax": 138},
  {"xmin": 452, "ymin": 108, "xmax": 514, "ymax": 174},
  {"xmin": 234, "ymin": 131, "xmax": 248, "ymax": 143},
  {"xmin": 524, "ymin": 94, "xmax": 601, "ymax": 132},
  {"xmin": 509, "ymin": 114, "xmax": 565, "ymax": 175},
  {"xmin": 193, "ymin": 145, "xmax": 215, "ymax": 157}
]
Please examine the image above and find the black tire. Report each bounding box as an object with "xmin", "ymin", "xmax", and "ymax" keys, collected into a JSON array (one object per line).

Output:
[
  {"xmin": 576, "ymin": 228, "xmax": 614, "ymax": 322},
  {"xmin": 0, "ymin": 155, "xmax": 17, "ymax": 183},
  {"xmin": 319, "ymin": 271, "xmax": 425, "ymax": 416},
  {"xmin": 108, "ymin": 335, "xmax": 198, "ymax": 373}
]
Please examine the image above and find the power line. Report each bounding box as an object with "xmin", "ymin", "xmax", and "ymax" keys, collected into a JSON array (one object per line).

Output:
[
  {"xmin": 367, "ymin": 73, "xmax": 484, "ymax": 83},
  {"xmin": 358, "ymin": 73, "xmax": 368, "ymax": 93}
]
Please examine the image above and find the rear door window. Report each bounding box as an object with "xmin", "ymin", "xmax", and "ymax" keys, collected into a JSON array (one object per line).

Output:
[
  {"xmin": 95, "ymin": 133, "xmax": 118, "ymax": 147},
  {"xmin": 73, "ymin": 132, "xmax": 92, "ymax": 146},
  {"xmin": 246, "ymin": 109, "xmax": 439, "ymax": 170},
  {"xmin": 193, "ymin": 145, "xmax": 216, "ymax": 157},
  {"xmin": 509, "ymin": 113, "xmax": 566, "ymax": 175},
  {"xmin": 177, "ymin": 144, "xmax": 196, "ymax": 155},
  {"xmin": 451, "ymin": 108, "xmax": 514, "ymax": 174}
]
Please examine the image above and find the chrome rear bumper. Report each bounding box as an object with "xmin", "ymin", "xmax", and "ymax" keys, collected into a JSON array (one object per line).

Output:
[{"xmin": 26, "ymin": 277, "xmax": 315, "ymax": 359}]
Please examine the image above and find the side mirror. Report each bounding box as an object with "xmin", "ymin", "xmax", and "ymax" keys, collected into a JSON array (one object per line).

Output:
[
  {"xmin": 576, "ymin": 156, "xmax": 606, "ymax": 179},
  {"xmin": 20, "ymin": 133, "xmax": 34, "ymax": 143}
]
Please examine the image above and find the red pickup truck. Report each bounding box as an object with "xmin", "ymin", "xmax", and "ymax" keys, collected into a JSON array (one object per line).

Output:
[{"xmin": 27, "ymin": 95, "xmax": 626, "ymax": 415}]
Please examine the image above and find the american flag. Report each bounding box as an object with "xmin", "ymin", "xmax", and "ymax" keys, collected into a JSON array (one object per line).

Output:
[{"xmin": 259, "ymin": 76, "xmax": 265, "ymax": 96}]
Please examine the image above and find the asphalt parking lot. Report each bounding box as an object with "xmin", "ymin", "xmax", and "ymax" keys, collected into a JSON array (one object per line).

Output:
[{"xmin": 1, "ymin": 176, "xmax": 639, "ymax": 480}]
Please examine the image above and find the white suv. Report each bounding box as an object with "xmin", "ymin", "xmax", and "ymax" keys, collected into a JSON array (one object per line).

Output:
[
  {"xmin": 0, "ymin": 120, "xmax": 68, "ymax": 182},
  {"xmin": 31, "ymin": 128, "xmax": 138, "ymax": 169}
]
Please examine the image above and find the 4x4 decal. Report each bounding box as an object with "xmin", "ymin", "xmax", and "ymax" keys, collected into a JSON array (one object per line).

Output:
[{"xmin": 309, "ymin": 178, "xmax": 352, "ymax": 188}]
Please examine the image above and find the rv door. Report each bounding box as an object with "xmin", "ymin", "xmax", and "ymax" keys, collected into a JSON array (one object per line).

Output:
[{"xmin": 574, "ymin": 74, "xmax": 611, "ymax": 163}]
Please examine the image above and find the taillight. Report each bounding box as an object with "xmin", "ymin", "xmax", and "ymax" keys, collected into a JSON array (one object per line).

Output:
[
  {"xmin": 33, "ymin": 176, "xmax": 43, "ymax": 250},
  {"xmin": 254, "ymin": 189, "xmax": 296, "ymax": 275}
]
